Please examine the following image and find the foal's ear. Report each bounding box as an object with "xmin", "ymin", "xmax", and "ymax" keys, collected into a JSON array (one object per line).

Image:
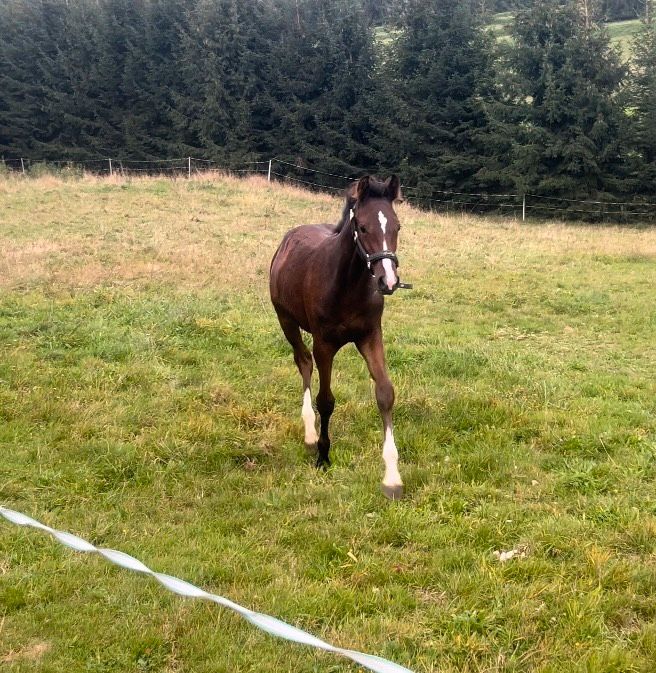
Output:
[
  {"xmin": 385, "ymin": 175, "xmax": 402, "ymax": 202},
  {"xmin": 356, "ymin": 175, "xmax": 370, "ymax": 201}
]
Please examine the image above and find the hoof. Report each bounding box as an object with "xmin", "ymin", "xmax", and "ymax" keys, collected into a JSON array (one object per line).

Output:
[
  {"xmin": 382, "ymin": 483, "xmax": 404, "ymax": 500},
  {"xmin": 316, "ymin": 455, "xmax": 331, "ymax": 470}
]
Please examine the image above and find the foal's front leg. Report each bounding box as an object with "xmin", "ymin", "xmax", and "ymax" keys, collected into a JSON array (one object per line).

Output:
[
  {"xmin": 357, "ymin": 331, "xmax": 403, "ymax": 499},
  {"xmin": 313, "ymin": 339, "xmax": 337, "ymax": 468}
]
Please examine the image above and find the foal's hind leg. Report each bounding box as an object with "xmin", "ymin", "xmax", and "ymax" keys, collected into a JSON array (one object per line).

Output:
[
  {"xmin": 276, "ymin": 312, "xmax": 318, "ymax": 448},
  {"xmin": 357, "ymin": 330, "xmax": 403, "ymax": 500}
]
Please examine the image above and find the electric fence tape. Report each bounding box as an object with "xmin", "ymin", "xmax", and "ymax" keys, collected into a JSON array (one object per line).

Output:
[{"xmin": 0, "ymin": 507, "xmax": 414, "ymax": 673}]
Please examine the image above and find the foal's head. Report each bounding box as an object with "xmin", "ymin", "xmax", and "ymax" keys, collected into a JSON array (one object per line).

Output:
[{"xmin": 348, "ymin": 175, "xmax": 403, "ymax": 295}]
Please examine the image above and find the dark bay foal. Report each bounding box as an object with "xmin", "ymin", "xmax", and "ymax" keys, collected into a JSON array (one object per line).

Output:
[{"xmin": 270, "ymin": 176, "xmax": 409, "ymax": 499}]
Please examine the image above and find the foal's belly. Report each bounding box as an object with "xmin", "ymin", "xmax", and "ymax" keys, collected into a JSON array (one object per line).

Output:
[
  {"xmin": 309, "ymin": 298, "xmax": 382, "ymax": 346},
  {"xmin": 312, "ymin": 321, "xmax": 371, "ymax": 347}
]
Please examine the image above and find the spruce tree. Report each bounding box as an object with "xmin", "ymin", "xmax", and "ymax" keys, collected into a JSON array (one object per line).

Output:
[
  {"xmin": 267, "ymin": 0, "xmax": 385, "ymax": 180},
  {"xmin": 626, "ymin": 10, "xmax": 656, "ymax": 194},
  {"xmin": 388, "ymin": 0, "xmax": 501, "ymax": 194},
  {"xmin": 506, "ymin": 0, "xmax": 630, "ymax": 202},
  {"xmin": 44, "ymin": 0, "xmax": 113, "ymax": 160},
  {"xmin": 119, "ymin": 0, "xmax": 193, "ymax": 159},
  {"xmin": 174, "ymin": 0, "xmax": 275, "ymax": 164},
  {"xmin": 0, "ymin": 0, "xmax": 68, "ymax": 159}
]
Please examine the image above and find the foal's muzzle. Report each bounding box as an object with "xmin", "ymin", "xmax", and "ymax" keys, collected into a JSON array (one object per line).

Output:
[{"xmin": 377, "ymin": 268, "xmax": 399, "ymax": 295}]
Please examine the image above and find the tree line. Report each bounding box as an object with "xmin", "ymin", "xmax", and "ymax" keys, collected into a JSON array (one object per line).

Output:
[{"xmin": 1, "ymin": 0, "xmax": 655, "ymax": 214}]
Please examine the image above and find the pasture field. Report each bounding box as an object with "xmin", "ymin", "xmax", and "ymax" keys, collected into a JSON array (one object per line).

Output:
[
  {"xmin": 487, "ymin": 11, "xmax": 514, "ymax": 45},
  {"xmin": 488, "ymin": 13, "xmax": 641, "ymax": 58},
  {"xmin": 1, "ymin": 173, "xmax": 656, "ymax": 673},
  {"xmin": 607, "ymin": 19, "xmax": 642, "ymax": 60}
]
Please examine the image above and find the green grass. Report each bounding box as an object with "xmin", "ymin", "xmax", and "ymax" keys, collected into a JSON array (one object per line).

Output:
[
  {"xmin": 373, "ymin": 25, "xmax": 400, "ymax": 47},
  {"xmin": 379, "ymin": 14, "xmax": 641, "ymax": 60},
  {"xmin": 1, "ymin": 173, "xmax": 656, "ymax": 672},
  {"xmin": 607, "ymin": 19, "xmax": 642, "ymax": 60},
  {"xmin": 487, "ymin": 11, "xmax": 514, "ymax": 45}
]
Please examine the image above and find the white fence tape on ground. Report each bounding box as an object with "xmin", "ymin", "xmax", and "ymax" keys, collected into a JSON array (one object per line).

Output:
[{"xmin": 0, "ymin": 506, "xmax": 414, "ymax": 673}]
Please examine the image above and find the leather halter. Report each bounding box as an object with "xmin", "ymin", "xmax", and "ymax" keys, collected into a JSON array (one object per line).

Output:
[
  {"xmin": 350, "ymin": 209, "xmax": 399, "ymax": 273},
  {"xmin": 350, "ymin": 204, "xmax": 412, "ymax": 290},
  {"xmin": 349, "ymin": 207, "xmax": 413, "ymax": 290}
]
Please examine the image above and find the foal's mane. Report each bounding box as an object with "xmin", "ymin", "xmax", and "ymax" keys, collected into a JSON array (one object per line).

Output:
[
  {"xmin": 334, "ymin": 177, "xmax": 391, "ymax": 233},
  {"xmin": 335, "ymin": 193, "xmax": 356, "ymax": 233}
]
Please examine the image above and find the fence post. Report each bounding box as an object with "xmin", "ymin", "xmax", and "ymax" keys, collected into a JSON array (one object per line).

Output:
[
  {"xmin": 188, "ymin": 157, "xmax": 191, "ymax": 179},
  {"xmin": 267, "ymin": 159, "xmax": 272, "ymax": 182},
  {"xmin": 20, "ymin": 158, "xmax": 25, "ymax": 175},
  {"xmin": 108, "ymin": 158, "xmax": 113, "ymax": 177},
  {"xmin": 522, "ymin": 194, "xmax": 526, "ymax": 222}
]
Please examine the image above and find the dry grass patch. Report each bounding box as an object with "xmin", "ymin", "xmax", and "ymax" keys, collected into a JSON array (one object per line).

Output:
[
  {"xmin": 0, "ymin": 641, "xmax": 52, "ymax": 664},
  {"xmin": 3, "ymin": 172, "xmax": 656, "ymax": 296},
  {"xmin": 1, "ymin": 173, "xmax": 339, "ymax": 293}
]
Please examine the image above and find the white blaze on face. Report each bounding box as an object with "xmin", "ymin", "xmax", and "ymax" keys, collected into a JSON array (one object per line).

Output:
[
  {"xmin": 378, "ymin": 210, "xmax": 397, "ymax": 290},
  {"xmin": 301, "ymin": 388, "xmax": 318, "ymax": 445},
  {"xmin": 382, "ymin": 426, "xmax": 402, "ymax": 488},
  {"xmin": 378, "ymin": 210, "xmax": 387, "ymax": 238}
]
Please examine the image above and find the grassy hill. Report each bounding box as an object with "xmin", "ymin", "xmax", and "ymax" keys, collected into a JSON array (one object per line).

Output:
[
  {"xmin": 488, "ymin": 13, "xmax": 642, "ymax": 59},
  {"xmin": 1, "ymin": 173, "xmax": 656, "ymax": 672},
  {"xmin": 607, "ymin": 18, "xmax": 643, "ymax": 59},
  {"xmin": 487, "ymin": 11, "xmax": 515, "ymax": 45},
  {"xmin": 382, "ymin": 14, "xmax": 642, "ymax": 60}
]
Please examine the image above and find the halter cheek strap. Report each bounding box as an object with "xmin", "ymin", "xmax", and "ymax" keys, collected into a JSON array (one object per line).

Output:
[{"xmin": 353, "ymin": 229, "xmax": 399, "ymax": 271}]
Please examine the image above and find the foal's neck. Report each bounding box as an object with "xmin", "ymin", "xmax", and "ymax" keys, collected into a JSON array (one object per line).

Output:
[{"xmin": 333, "ymin": 214, "xmax": 371, "ymax": 293}]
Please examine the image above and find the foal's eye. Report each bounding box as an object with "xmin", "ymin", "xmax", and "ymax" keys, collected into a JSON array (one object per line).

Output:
[{"xmin": 359, "ymin": 225, "xmax": 367, "ymax": 233}]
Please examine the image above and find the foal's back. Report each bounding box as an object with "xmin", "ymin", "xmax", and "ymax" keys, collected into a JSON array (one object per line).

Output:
[{"xmin": 270, "ymin": 223, "xmax": 334, "ymax": 278}]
